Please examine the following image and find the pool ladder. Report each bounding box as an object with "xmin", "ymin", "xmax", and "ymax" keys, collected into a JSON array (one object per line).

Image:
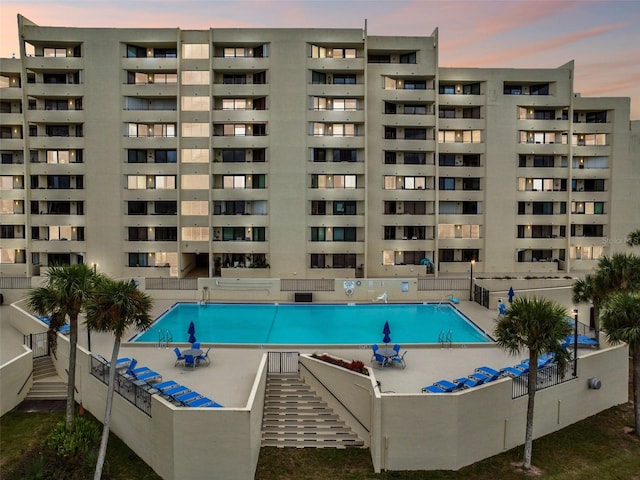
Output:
[
  {"xmin": 438, "ymin": 329, "xmax": 453, "ymax": 348},
  {"xmin": 157, "ymin": 329, "xmax": 173, "ymax": 348}
]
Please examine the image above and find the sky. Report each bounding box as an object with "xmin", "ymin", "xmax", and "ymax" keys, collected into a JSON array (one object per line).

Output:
[{"xmin": 1, "ymin": 0, "xmax": 639, "ymax": 118}]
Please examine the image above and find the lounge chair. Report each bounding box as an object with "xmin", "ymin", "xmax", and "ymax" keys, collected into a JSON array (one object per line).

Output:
[
  {"xmin": 174, "ymin": 391, "xmax": 202, "ymax": 405},
  {"xmin": 563, "ymin": 335, "xmax": 599, "ymax": 348},
  {"xmin": 187, "ymin": 397, "xmax": 223, "ymax": 408},
  {"xmin": 454, "ymin": 376, "xmax": 482, "ymax": 388},
  {"xmin": 153, "ymin": 380, "xmax": 178, "ymax": 392},
  {"xmin": 162, "ymin": 385, "xmax": 190, "ymax": 398},
  {"xmin": 475, "ymin": 366, "xmax": 501, "ymax": 377},
  {"xmin": 135, "ymin": 370, "xmax": 162, "ymax": 383},
  {"xmin": 391, "ymin": 351, "xmax": 407, "ymax": 369},
  {"xmin": 422, "ymin": 384, "xmax": 447, "ymax": 393},
  {"xmin": 173, "ymin": 347, "xmax": 185, "ymax": 366},
  {"xmin": 97, "ymin": 355, "xmax": 131, "ymax": 370},
  {"xmin": 184, "ymin": 354, "xmax": 197, "ymax": 369},
  {"xmin": 198, "ymin": 348, "xmax": 211, "ymax": 365},
  {"xmin": 500, "ymin": 363, "xmax": 529, "ymax": 378},
  {"xmin": 434, "ymin": 379, "xmax": 465, "ymax": 392}
]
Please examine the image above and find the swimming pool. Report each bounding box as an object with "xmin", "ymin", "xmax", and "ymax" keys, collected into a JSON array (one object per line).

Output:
[{"xmin": 132, "ymin": 303, "xmax": 492, "ymax": 345}]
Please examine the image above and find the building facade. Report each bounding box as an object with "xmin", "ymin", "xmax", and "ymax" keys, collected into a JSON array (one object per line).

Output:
[{"xmin": 1, "ymin": 16, "xmax": 638, "ymax": 280}]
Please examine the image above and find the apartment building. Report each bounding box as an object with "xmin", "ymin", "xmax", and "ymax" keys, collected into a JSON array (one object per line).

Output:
[{"xmin": 1, "ymin": 16, "xmax": 637, "ymax": 280}]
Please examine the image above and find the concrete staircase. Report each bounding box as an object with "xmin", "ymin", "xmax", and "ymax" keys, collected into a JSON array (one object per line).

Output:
[
  {"xmin": 25, "ymin": 356, "xmax": 67, "ymax": 401},
  {"xmin": 262, "ymin": 374, "xmax": 364, "ymax": 448}
]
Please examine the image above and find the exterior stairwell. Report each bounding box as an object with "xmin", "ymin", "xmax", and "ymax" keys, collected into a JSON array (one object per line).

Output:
[
  {"xmin": 262, "ymin": 374, "xmax": 364, "ymax": 448},
  {"xmin": 25, "ymin": 356, "xmax": 67, "ymax": 401}
]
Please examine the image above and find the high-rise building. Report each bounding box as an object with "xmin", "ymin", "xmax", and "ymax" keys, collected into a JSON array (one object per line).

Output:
[{"xmin": 1, "ymin": 16, "xmax": 638, "ymax": 279}]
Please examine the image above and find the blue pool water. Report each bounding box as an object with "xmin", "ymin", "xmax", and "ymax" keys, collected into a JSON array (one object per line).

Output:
[{"xmin": 132, "ymin": 303, "xmax": 491, "ymax": 345}]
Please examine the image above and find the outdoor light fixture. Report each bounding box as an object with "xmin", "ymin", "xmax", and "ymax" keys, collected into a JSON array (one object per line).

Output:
[{"xmin": 469, "ymin": 259, "xmax": 475, "ymax": 301}]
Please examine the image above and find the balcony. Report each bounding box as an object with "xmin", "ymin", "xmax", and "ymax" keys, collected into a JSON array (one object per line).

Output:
[
  {"xmin": 121, "ymin": 83, "xmax": 177, "ymax": 97},
  {"xmin": 121, "ymin": 57, "xmax": 177, "ymax": 70},
  {"xmin": 211, "ymin": 84, "xmax": 269, "ymax": 97},
  {"xmin": 29, "ymin": 109, "xmax": 84, "ymax": 123},
  {"xmin": 25, "ymin": 83, "xmax": 84, "ymax": 97},
  {"xmin": 24, "ymin": 56, "xmax": 83, "ymax": 70},
  {"xmin": 211, "ymin": 109, "xmax": 270, "ymax": 123},
  {"xmin": 212, "ymin": 57, "xmax": 270, "ymax": 71}
]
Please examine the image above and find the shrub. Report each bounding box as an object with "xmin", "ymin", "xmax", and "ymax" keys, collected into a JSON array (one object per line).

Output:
[{"xmin": 311, "ymin": 354, "xmax": 369, "ymax": 375}]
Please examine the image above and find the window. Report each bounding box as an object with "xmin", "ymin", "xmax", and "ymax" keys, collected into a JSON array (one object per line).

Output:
[
  {"xmin": 332, "ymin": 123, "xmax": 356, "ymax": 137},
  {"xmin": 530, "ymin": 83, "xmax": 549, "ymax": 95},
  {"xmin": 438, "ymin": 130, "xmax": 456, "ymax": 143},
  {"xmin": 333, "ymin": 99, "xmax": 357, "ymax": 111},
  {"xmin": 154, "ymin": 150, "xmax": 177, "ymax": 163},
  {"xmin": 181, "ymin": 201, "xmax": 208, "ymax": 215},
  {"xmin": 312, "ymin": 149, "xmax": 326, "ymax": 162},
  {"xmin": 155, "ymin": 227, "xmax": 177, "ymax": 241},
  {"xmin": 404, "ymin": 104, "xmax": 427, "ymax": 115},
  {"xmin": 126, "ymin": 45, "xmax": 147, "ymax": 58},
  {"xmin": 333, "ymin": 149, "xmax": 357, "ymax": 162},
  {"xmin": 311, "ymin": 45, "xmax": 327, "ymax": 58},
  {"xmin": 181, "ymin": 96, "xmax": 210, "ymax": 111},
  {"xmin": 223, "ymin": 124, "xmax": 246, "ymax": 136},
  {"xmin": 46, "ymin": 150, "xmax": 70, "ymax": 164},
  {"xmin": 310, "ymin": 254, "xmax": 326, "ymax": 268},
  {"xmin": 182, "ymin": 122, "xmax": 209, "ymax": 137},
  {"xmin": 333, "ymin": 201, "xmax": 356, "ymax": 215},
  {"xmin": 385, "ymin": 151, "xmax": 396, "ymax": 164},
  {"xmin": 399, "ymin": 52, "xmax": 417, "ymax": 64},
  {"xmin": 311, "ymin": 201, "xmax": 326, "ymax": 215},
  {"xmin": 333, "ymin": 227, "xmax": 356, "ymax": 242},
  {"xmin": 462, "ymin": 130, "xmax": 481, "ymax": 143},
  {"xmin": 223, "ymin": 47, "xmax": 253, "ymax": 58},
  {"xmin": 462, "ymin": 178, "xmax": 480, "ymax": 190},
  {"xmin": 368, "ymin": 54, "xmax": 390, "ymax": 64},
  {"xmin": 223, "ymin": 175, "xmax": 246, "ymax": 189},
  {"xmin": 223, "ymin": 74, "xmax": 246, "ymax": 85},
  {"xmin": 222, "ymin": 98, "xmax": 247, "ymax": 110},
  {"xmin": 404, "ymin": 80, "xmax": 426, "ymax": 90},
  {"xmin": 405, "ymin": 128, "xmax": 426, "ymax": 140},
  {"xmin": 181, "ymin": 175, "xmax": 209, "ymax": 189},
  {"xmin": 222, "ymin": 150, "xmax": 246, "ymax": 163},
  {"xmin": 439, "ymin": 84, "xmax": 455, "ymax": 94},
  {"xmin": 504, "ymin": 84, "xmax": 522, "ymax": 95},
  {"xmin": 128, "ymin": 201, "xmax": 147, "ymax": 215},
  {"xmin": 182, "ymin": 44, "xmax": 209, "ymax": 59},
  {"xmin": 462, "ymin": 83, "xmax": 480, "ymax": 95},
  {"xmin": 462, "ymin": 107, "xmax": 481, "ymax": 119},
  {"xmin": 181, "ymin": 71, "xmax": 210, "ymax": 85},
  {"xmin": 332, "ymin": 254, "xmax": 356, "ymax": 268},
  {"xmin": 128, "ymin": 227, "xmax": 148, "ymax": 241},
  {"xmin": 404, "ymin": 152, "xmax": 426, "ymax": 165},
  {"xmin": 439, "ymin": 154, "xmax": 455, "ymax": 166},
  {"xmin": 311, "ymin": 71, "xmax": 326, "ymax": 84},
  {"xmin": 532, "ymin": 202, "xmax": 554, "ymax": 215},
  {"xmin": 155, "ymin": 201, "xmax": 177, "ymax": 214},
  {"xmin": 311, "ymin": 227, "xmax": 326, "ymax": 241},
  {"xmin": 384, "ymin": 226, "xmax": 396, "ymax": 240},
  {"xmin": 127, "ymin": 149, "xmax": 146, "ymax": 163},
  {"xmin": 439, "ymin": 178, "xmax": 455, "ymax": 190},
  {"xmin": 332, "ymin": 48, "xmax": 357, "ymax": 58},
  {"xmin": 311, "ymin": 174, "xmax": 356, "ymax": 189},
  {"xmin": 533, "ymin": 155, "xmax": 554, "ymax": 167},
  {"xmin": 181, "ymin": 227, "xmax": 209, "ymax": 241},
  {"xmin": 333, "ymin": 74, "xmax": 356, "ymax": 85},
  {"xmin": 155, "ymin": 176, "xmax": 176, "ymax": 189},
  {"xmin": 128, "ymin": 253, "xmax": 150, "ymax": 267},
  {"xmin": 181, "ymin": 149, "xmax": 208, "ymax": 163}
]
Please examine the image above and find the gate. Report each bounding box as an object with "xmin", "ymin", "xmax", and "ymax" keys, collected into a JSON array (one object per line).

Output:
[
  {"xmin": 267, "ymin": 352, "xmax": 299, "ymax": 374},
  {"xmin": 473, "ymin": 284, "xmax": 490, "ymax": 308},
  {"xmin": 24, "ymin": 332, "xmax": 50, "ymax": 358}
]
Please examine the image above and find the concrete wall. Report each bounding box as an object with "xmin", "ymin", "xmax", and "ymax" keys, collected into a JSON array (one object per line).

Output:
[{"xmin": 0, "ymin": 346, "xmax": 32, "ymax": 416}]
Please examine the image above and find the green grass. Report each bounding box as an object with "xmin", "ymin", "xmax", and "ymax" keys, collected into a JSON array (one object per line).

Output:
[{"xmin": 2, "ymin": 403, "xmax": 638, "ymax": 480}]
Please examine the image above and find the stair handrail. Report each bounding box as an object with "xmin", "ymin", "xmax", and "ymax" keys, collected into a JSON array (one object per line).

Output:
[{"xmin": 17, "ymin": 370, "xmax": 34, "ymax": 396}]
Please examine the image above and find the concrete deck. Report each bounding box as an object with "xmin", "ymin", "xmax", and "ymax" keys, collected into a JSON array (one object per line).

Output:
[{"xmin": 75, "ymin": 300, "xmax": 525, "ymax": 408}]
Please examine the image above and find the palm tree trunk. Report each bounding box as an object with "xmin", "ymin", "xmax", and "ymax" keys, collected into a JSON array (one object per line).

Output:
[
  {"xmin": 523, "ymin": 350, "xmax": 538, "ymax": 470},
  {"xmin": 66, "ymin": 316, "xmax": 78, "ymax": 430},
  {"xmin": 94, "ymin": 337, "xmax": 121, "ymax": 480},
  {"xmin": 633, "ymin": 348, "xmax": 640, "ymax": 436}
]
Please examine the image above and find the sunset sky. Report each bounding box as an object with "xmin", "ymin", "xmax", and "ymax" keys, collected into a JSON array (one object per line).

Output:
[{"xmin": 1, "ymin": 0, "xmax": 638, "ymax": 118}]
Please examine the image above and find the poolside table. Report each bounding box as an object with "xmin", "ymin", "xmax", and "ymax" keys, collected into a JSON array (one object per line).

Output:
[
  {"xmin": 377, "ymin": 348, "xmax": 397, "ymax": 366},
  {"xmin": 181, "ymin": 348, "xmax": 204, "ymax": 367}
]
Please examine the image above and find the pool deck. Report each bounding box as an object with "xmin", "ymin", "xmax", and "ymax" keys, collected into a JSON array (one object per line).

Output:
[{"xmin": 79, "ymin": 300, "xmax": 524, "ymax": 407}]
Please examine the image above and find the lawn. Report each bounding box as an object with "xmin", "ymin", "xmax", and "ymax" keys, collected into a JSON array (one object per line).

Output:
[{"xmin": 2, "ymin": 402, "xmax": 638, "ymax": 479}]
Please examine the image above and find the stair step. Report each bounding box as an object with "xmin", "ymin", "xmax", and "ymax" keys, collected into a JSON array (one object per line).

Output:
[{"xmin": 262, "ymin": 374, "xmax": 364, "ymax": 449}]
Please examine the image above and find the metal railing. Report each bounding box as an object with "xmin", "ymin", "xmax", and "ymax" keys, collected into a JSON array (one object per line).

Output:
[
  {"xmin": 280, "ymin": 279, "xmax": 334, "ymax": 292},
  {"xmin": 512, "ymin": 363, "xmax": 576, "ymax": 399},
  {"xmin": 473, "ymin": 284, "xmax": 490, "ymax": 307},
  {"xmin": 417, "ymin": 277, "xmax": 468, "ymax": 291},
  {"xmin": 146, "ymin": 277, "xmax": 197, "ymax": 290},
  {"xmin": 23, "ymin": 332, "xmax": 50, "ymax": 358},
  {"xmin": 0, "ymin": 276, "xmax": 31, "ymax": 289},
  {"xmin": 90, "ymin": 356, "xmax": 152, "ymax": 416},
  {"xmin": 267, "ymin": 352, "xmax": 299, "ymax": 374}
]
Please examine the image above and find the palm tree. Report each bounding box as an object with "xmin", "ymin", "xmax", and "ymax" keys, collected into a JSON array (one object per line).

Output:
[
  {"xmin": 599, "ymin": 291, "xmax": 640, "ymax": 436},
  {"xmin": 628, "ymin": 229, "xmax": 640, "ymax": 247},
  {"xmin": 85, "ymin": 277, "xmax": 153, "ymax": 480},
  {"xmin": 494, "ymin": 297, "xmax": 572, "ymax": 471},
  {"xmin": 573, "ymin": 254, "xmax": 640, "ymax": 343},
  {"xmin": 27, "ymin": 263, "xmax": 98, "ymax": 430}
]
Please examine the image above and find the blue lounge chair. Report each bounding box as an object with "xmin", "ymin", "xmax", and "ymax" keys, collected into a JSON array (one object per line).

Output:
[
  {"xmin": 198, "ymin": 348, "xmax": 211, "ymax": 366},
  {"xmin": 434, "ymin": 379, "xmax": 465, "ymax": 392},
  {"xmin": 453, "ymin": 377, "xmax": 478, "ymax": 388},
  {"xmin": 501, "ymin": 364, "xmax": 529, "ymax": 378},
  {"xmin": 174, "ymin": 391, "xmax": 202, "ymax": 405},
  {"xmin": 475, "ymin": 366, "xmax": 501, "ymax": 377},
  {"xmin": 135, "ymin": 370, "xmax": 162, "ymax": 383},
  {"xmin": 38, "ymin": 315, "xmax": 71, "ymax": 334},
  {"xmin": 422, "ymin": 384, "xmax": 447, "ymax": 393},
  {"xmin": 162, "ymin": 385, "xmax": 190, "ymax": 397},
  {"xmin": 173, "ymin": 347, "xmax": 185, "ymax": 366},
  {"xmin": 97, "ymin": 355, "xmax": 131, "ymax": 370},
  {"xmin": 153, "ymin": 380, "xmax": 178, "ymax": 392},
  {"xmin": 563, "ymin": 335, "xmax": 599, "ymax": 348}
]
